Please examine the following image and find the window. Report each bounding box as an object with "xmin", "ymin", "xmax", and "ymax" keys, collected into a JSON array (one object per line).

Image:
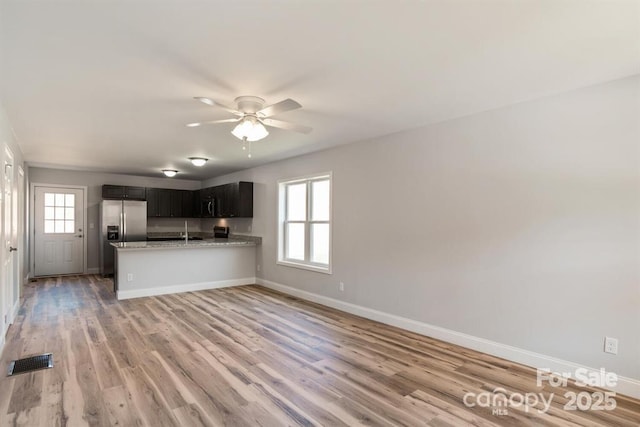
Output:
[
  {"xmin": 44, "ymin": 192, "xmax": 75, "ymax": 234},
  {"xmin": 278, "ymin": 173, "xmax": 331, "ymax": 273}
]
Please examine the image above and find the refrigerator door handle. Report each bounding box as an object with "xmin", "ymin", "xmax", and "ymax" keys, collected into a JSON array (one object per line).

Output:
[{"xmin": 123, "ymin": 212, "xmax": 127, "ymax": 241}]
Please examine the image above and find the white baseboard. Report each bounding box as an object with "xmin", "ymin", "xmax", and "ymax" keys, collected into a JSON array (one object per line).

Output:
[
  {"xmin": 256, "ymin": 278, "xmax": 640, "ymax": 399},
  {"xmin": 86, "ymin": 267, "xmax": 100, "ymax": 275},
  {"xmin": 117, "ymin": 277, "xmax": 256, "ymax": 300},
  {"xmin": 9, "ymin": 300, "xmax": 19, "ymax": 324}
]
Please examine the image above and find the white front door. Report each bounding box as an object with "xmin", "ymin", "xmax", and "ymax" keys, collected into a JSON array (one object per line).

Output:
[{"xmin": 34, "ymin": 186, "xmax": 85, "ymax": 276}]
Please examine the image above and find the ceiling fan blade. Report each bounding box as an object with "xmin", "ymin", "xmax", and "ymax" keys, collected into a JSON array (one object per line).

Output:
[
  {"xmin": 261, "ymin": 118, "xmax": 312, "ymax": 134},
  {"xmin": 194, "ymin": 97, "xmax": 242, "ymax": 115},
  {"xmin": 256, "ymin": 98, "xmax": 302, "ymax": 118},
  {"xmin": 186, "ymin": 118, "xmax": 241, "ymax": 127}
]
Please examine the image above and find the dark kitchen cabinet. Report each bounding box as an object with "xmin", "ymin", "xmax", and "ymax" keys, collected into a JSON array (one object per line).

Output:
[
  {"xmin": 102, "ymin": 185, "xmax": 146, "ymax": 200},
  {"xmin": 191, "ymin": 190, "xmax": 201, "ymax": 217},
  {"xmin": 146, "ymin": 188, "xmax": 160, "ymax": 216},
  {"xmin": 146, "ymin": 188, "xmax": 171, "ymax": 217},
  {"xmin": 159, "ymin": 190, "xmax": 174, "ymax": 217},
  {"xmin": 205, "ymin": 182, "xmax": 253, "ymax": 218},
  {"xmin": 181, "ymin": 190, "xmax": 194, "ymax": 218},
  {"xmin": 146, "ymin": 188, "xmax": 194, "ymax": 218}
]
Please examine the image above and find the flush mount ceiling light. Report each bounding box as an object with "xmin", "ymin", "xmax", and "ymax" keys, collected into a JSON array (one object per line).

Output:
[
  {"xmin": 162, "ymin": 169, "xmax": 178, "ymax": 177},
  {"xmin": 188, "ymin": 157, "xmax": 208, "ymax": 167},
  {"xmin": 187, "ymin": 95, "xmax": 312, "ymax": 157}
]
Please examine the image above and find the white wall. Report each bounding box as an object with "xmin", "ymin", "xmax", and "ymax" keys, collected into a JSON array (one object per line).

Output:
[
  {"xmin": 203, "ymin": 76, "xmax": 640, "ymax": 382},
  {"xmin": 28, "ymin": 167, "xmax": 200, "ymax": 272}
]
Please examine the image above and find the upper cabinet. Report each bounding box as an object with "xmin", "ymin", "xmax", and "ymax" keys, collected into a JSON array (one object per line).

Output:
[
  {"xmin": 102, "ymin": 185, "xmax": 146, "ymax": 200},
  {"xmin": 146, "ymin": 188, "xmax": 192, "ymax": 218},
  {"xmin": 203, "ymin": 181, "xmax": 253, "ymax": 218},
  {"xmin": 102, "ymin": 182, "xmax": 252, "ymax": 218}
]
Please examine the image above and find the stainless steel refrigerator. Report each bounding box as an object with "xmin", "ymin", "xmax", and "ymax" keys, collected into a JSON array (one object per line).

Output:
[{"xmin": 99, "ymin": 200, "xmax": 147, "ymax": 276}]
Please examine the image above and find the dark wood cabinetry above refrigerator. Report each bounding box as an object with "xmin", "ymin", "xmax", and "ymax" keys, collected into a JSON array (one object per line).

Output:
[{"xmin": 101, "ymin": 185, "xmax": 146, "ymax": 200}]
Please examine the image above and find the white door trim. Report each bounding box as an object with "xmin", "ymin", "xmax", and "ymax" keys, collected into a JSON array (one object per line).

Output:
[{"xmin": 30, "ymin": 183, "xmax": 88, "ymax": 276}]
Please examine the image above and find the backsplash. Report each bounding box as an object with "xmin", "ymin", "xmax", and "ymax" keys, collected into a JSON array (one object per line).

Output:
[
  {"xmin": 147, "ymin": 218, "xmax": 202, "ymax": 233},
  {"xmin": 147, "ymin": 217, "xmax": 254, "ymax": 235},
  {"xmin": 201, "ymin": 217, "xmax": 253, "ymax": 234}
]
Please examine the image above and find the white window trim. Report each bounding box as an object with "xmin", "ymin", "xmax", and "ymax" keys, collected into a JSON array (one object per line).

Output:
[{"xmin": 277, "ymin": 172, "xmax": 332, "ymax": 274}]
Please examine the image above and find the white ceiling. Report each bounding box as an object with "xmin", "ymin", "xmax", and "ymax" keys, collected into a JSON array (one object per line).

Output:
[{"xmin": 1, "ymin": 0, "xmax": 638, "ymax": 180}]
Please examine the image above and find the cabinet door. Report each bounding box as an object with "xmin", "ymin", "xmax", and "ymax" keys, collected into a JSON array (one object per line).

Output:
[
  {"xmin": 146, "ymin": 188, "xmax": 160, "ymax": 217},
  {"xmin": 169, "ymin": 190, "xmax": 183, "ymax": 217},
  {"xmin": 124, "ymin": 186, "xmax": 146, "ymax": 200},
  {"xmin": 180, "ymin": 190, "xmax": 193, "ymax": 217},
  {"xmin": 192, "ymin": 190, "xmax": 201, "ymax": 217},
  {"xmin": 102, "ymin": 185, "xmax": 125, "ymax": 199},
  {"xmin": 157, "ymin": 189, "xmax": 172, "ymax": 217},
  {"xmin": 237, "ymin": 181, "xmax": 253, "ymax": 217},
  {"xmin": 225, "ymin": 183, "xmax": 239, "ymax": 217},
  {"xmin": 210, "ymin": 186, "xmax": 221, "ymax": 217}
]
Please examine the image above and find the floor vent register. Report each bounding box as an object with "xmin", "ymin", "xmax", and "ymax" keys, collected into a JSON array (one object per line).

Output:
[{"xmin": 7, "ymin": 353, "xmax": 53, "ymax": 376}]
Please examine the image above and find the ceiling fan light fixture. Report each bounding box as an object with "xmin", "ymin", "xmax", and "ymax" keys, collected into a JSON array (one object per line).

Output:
[
  {"xmin": 231, "ymin": 117, "xmax": 269, "ymax": 142},
  {"xmin": 162, "ymin": 169, "xmax": 178, "ymax": 177},
  {"xmin": 188, "ymin": 157, "xmax": 208, "ymax": 167}
]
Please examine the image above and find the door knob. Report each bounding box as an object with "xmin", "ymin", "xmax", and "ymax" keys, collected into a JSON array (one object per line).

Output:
[
  {"xmin": 9, "ymin": 246, "xmax": 17, "ymax": 252},
  {"xmin": 76, "ymin": 235, "xmax": 83, "ymax": 238}
]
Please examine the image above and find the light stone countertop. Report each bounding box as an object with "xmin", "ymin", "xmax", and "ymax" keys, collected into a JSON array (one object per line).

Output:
[{"xmin": 111, "ymin": 237, "xmax": 257, "ymax": 250}]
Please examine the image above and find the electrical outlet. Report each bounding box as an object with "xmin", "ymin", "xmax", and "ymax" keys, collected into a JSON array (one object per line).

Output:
[
  {"xmin": 127, "ymin": 273, "xmax": 133, "ymax": 282},
  {"xmin": 248, "ymin": 225, "xmax": 252, "ymax": 232},
  {"xmin": 339, "ymin": 282, "xmax": 345, "ymax": 292},
  {"xmin": 257, "ymin": 264, "xmax": 261, "ymax": 272},
  {"xmin": 604, "ymin": 337, "xmax": 618, "ymax": 355}
]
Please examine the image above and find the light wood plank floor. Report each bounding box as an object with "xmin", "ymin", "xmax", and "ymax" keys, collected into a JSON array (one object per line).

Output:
[{"xmin": 0, "ymin": 275, "xmax": 638, "ymax": 426}]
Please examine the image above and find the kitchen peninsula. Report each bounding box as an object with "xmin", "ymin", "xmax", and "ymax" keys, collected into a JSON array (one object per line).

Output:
[{"xmin": 111, "ymin": 236, "xmax": 259, "ymax": 300}]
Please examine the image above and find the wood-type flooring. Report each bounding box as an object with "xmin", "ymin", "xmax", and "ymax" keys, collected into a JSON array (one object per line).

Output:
[{"xmin": 0, "ymin": 275, "xmax": 638, "ymax": 426}]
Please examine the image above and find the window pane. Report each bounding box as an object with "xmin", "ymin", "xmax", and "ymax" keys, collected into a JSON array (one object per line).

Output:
[
  {"xmin": 65, "ymin": 220, "xmax": 74, "ymax": 233},
  {"xmin": 65, "ymin": 194, "xmax": 75, "ymax": 207},
  {"xmin": 45, "ymin": 193, "xmax": 55, "ymax": 206},
  {"xmin": 286, "ymin": 223, "xmax": 305, "ymax": 260},
  {"xmin": 44, "ymin": 220, "xmax": 55, "ymax": 233},
  {"xmin": 286, "ymin": 183, "xmax": 306, "ymax": 221},
  {"xmin": 44, "ymin": 207, "xmax": 55, "ymax": 220},
  {"xmin": 311, "ymin": 223, "xmax": 329, "ymax": 264},
  {"xmin": 54, "ymin": 220, "xmax": 64, "ymax": 233},
  {"xmin": 55, "ymin": 193, "xmax": 65, "ymax": 206},
  {"xmin": 55, "ymin": 207, "xmax": 65, "ymax": 219},
  {"xmin": 65, "ymin": 208, "xmax": 74, "ymax": 220},
  {"xmin": 311, "ymin": 180, "xmax": 330, "ymax": 221}
]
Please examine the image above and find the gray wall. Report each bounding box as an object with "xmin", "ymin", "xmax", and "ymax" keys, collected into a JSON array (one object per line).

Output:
[
  {"xmin": 28, "ymin": 168, "xmax": 200, "ymax": 272},
  {"xmin": 202, "ymin": 76, "xmax": 640, "ymax": 380}
]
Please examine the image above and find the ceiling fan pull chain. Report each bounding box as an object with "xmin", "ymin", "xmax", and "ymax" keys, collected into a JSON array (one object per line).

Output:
[{"xmin": 248, "ymin": 140, "xmax": 252, "ymax": 159}]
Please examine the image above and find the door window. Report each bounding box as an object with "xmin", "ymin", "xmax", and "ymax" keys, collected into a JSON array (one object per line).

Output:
[{"xmin": 44, "ymin": 192, "xmax": 75, "ymax": 233}]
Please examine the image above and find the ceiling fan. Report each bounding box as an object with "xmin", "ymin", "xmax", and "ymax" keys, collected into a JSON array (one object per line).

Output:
[{"xmin": 187, "ymin": 96, "xmax": 312, "ymax": 143}]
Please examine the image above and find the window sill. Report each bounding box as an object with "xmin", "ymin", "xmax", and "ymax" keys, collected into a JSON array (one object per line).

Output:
[{"xmin": 277, "ymin": 260, "xmax": 332, "ymax": 275}]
